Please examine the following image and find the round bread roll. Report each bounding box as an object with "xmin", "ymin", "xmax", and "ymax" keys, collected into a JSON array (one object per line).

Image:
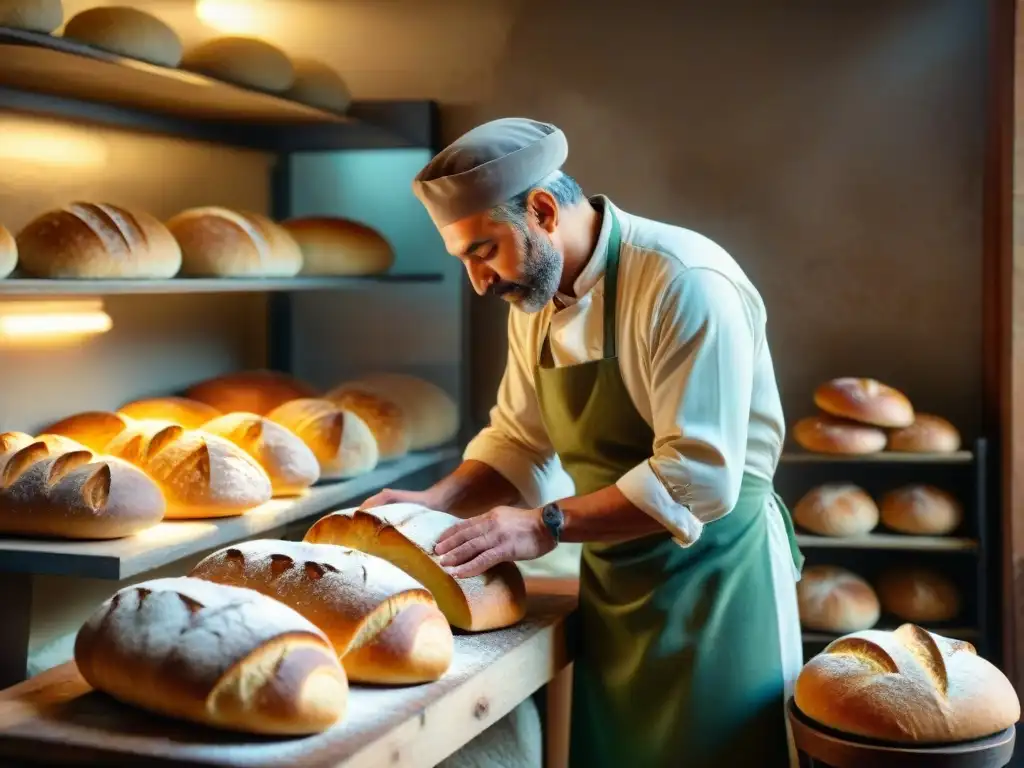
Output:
[
  {"xmin": 792, "ymin": 484, "xmax": 878, "ymax": 537},
  {"xmin": 339, "ymin": 374, "xmax": 458, "ymax": 451},
  {"xmin": 186, "ymin": 370, "xmax": 317, "ymax": 416},
  {"xmin": 282, "ymin": 217, "xmax": 394, "ymax": 276},
  {"xmin": 16, "ymin": 202, "xmax": 181, "ymax": 279},
  {"xmin": 792, "ymin": 414, "xmax": 887, "ymax": 455},
  {"xmin": 0, "ymin": 0, "xmax": 63, "ymax": 33},
  {"xmin": 166, "ymin": 207, "xmax": 302, "ymax": 278},
  {"xmin": 267, "ymin": 398, "xmax": 378, "ymax": 480},
  {"xmin": 182, "ymin": 36, "xmax": 294, "ymax": 93},
  {"xmin": 813, "ymin": 377, "xmax": 914, "ymax": 428},
  {"xmin": 880, "ymin": 485, "xmax": 963, "ymax": 536},
  {"xmin": 118, "ymin": 396, "xmax": 221, "ymax": 430},
  {"xmin": 887, "ymin": 414, "xmax": 961, "ymax": 453},
  {"xmin": 286, "ymin": 58, "xmax": 352, "ymax": 113},
  {"xmin": 797, "ymin": 565, "xmax": 881, "ymax": 633},
  {"xmin": 0, "ymin": 224, "xmax": 16, "ymax": 279},
  {"xmin": 62, "ymin": 7, "xmax": 183, "ymax": 67},
  {"xmin": 323, "ymin": 386, "xmax": 408, "ymax": 460},
  {"xmin": 877, "ymin": 566, "xmax": 961, "ymax": 623}
]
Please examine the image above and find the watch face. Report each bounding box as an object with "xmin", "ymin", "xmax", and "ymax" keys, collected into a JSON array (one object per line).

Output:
[{"xmin": 543, "ymin": 504, "xmax": 560, "ymax": 524}]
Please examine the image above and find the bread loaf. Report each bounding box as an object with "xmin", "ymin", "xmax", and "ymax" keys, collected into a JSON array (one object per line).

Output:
[
  {"xmin": 880, "ymin": 485, "xmax": 962, "ymax": 536},
  {"xmin": 118, "ymin": 397, "xmax": 221, "ymax": 430},
  {"xmin": 814, "ymin": 378, "xmax": 914, "ymax": 428},
  {"xmin": 282, "ymin": 217, "xmax": 394, "ymax": 276},
  {"xmin": 795, "ymin": 624, "xmax": 1020, "ymax": 743},
  {"xmin": 792, "ymin": 414, "xmax": 887, "ymax": 454},
  {"xmin": 74, "ymin": 577, "xmax": 348, "ymax": 734},
  {"xmin": 0, "ymin": 431, "xmax": 164, "ymax": 539},
  {"xmin": 285, "ymin": 59, "xmax": 352, "ymax": 113},
  {"xmin": 305, "ymin": 503, "xmax": 527, "ymax": 632},
  {"xmin": 267, "ymin": 398, "xmax": 378, "ymax": 480},
  {"xmin": 105, "ymin": 421, "xmax": 271, "ymax": 518},
  {"xmin": 324, "ymin": 386, "xmax": 408, "ymax": 460},
  {"xmin": 182, "ymin": 36, "xmax": 294, "ymax": 93},
  {"xmin": 190, "ymin": 540, "xmax": 454, "ymax": 684},
  {"xmin": 793, "ymin": 484, "xmax": 879, "ymax": 537},
  {"xmin": 63, "ymin": 7, "xmax": 183, "ymax": 67},
  {"xmin": 186, "ymin": 369, "xmax": 317, "ymax": 415},
  {"xmin": 41, "ymin": 410, "xmax": 132, "ymax": 452},
  {"xmin": 201, "ymin": 412, "xmax": 320, "ymax": 496},
  {"xmin": 877, "ymin": 566, "xmax": 960, "ymax": 623},
  {"xmin": 887, "ymin": 414, "xmax": 962, "ymax": 453},
  {"xmin": 797, "ymin": 565, "xmax": 880, "ymax": 633},
  {"xmin": 337, "ymin": 374, "xmax": 459, "ymax": 450},
  {"xmin": 16, "ymin": 203, "xmax": 181, "ymax": 279},
  {"xmin": 0, "ymin": 224, "xmax": 16, "ymax": 279},
  {"xmin": 0, "ymin": 0, "xmax": 62, "ymax": 33},
  {"xmin": 166, "ymin": 207, "xmax": 302, "ymax": 277}
]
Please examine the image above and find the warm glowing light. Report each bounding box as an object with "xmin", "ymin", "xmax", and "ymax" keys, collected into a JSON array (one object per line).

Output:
[
  {"xmin": 0, "ymin": 299, "xmax": 113, "ymax": 345},
  {"xmin": 0, "ymin": 121, "xmax": 109, "ymax": 169},
  {"xmin": 196, "ymin": 0, "xmax": 265, "ymax": 35}
]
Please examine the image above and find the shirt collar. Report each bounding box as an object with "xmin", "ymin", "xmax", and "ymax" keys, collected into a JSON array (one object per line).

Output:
[{"xmin": 554, "ymin": 195, "xmax": 614, "ymax": 307}]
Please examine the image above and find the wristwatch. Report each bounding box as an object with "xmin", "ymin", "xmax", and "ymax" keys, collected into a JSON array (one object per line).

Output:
[{"xmin": 541, "ymin": 502, "xmax": 565, "ymax": 543}]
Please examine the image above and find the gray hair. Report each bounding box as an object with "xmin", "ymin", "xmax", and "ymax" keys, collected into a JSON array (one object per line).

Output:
[{"xmin": 489, "ymin": 170, "xmax": 585, "ymax": 238}]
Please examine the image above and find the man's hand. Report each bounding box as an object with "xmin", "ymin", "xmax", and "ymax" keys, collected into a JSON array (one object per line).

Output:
[
  {"xmin": 433, "ymin": 506, "xmax": 556, "ymax": 578},
  {"xmin": 361, "ymin": 487, "xmax": 444, "ymax": 511}
]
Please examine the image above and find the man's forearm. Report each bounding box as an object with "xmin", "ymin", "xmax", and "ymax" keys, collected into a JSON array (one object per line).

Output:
[
  {"xmin": 430, "ymin": 460, "xmax": 523, "ymax": 517},
  {"xmin": 558, "ymin": 484, "xmax": 668, "ymax": 543}
]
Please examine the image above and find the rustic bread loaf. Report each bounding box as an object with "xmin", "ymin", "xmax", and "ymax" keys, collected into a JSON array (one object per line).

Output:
[
  {"xmin": 285, "ymin": 59, "xmax": 352, "ymax": 113},
  {"xmin": 0, "ymin": 224, "xmax": 16, "ymax": 278},
  {"xmin": 166, "ymin": 207, "xmax": 302, "ymax": 277},
  {"xmin": 337, "ymin": 374, "xmax": 459, "ymax": 451},
  {"xmin": 797, "ymin": 565, "xmax": 880, "ymax": 634},
  {"xmin": 792, "ymin": 414, "xmax": 887, "ymax": 455},
  {"xmin": 181, "ymin": 36, "xmax": 294, "ymax": 92},
  {"xmin": 887, "ymin": 414, "xmax": 962, "ymax": 453},
  {"xmin": 62, "ymin": 7, "xmax": 183, "ymax": 67},
  {"xmin": 104, "ymin": 421, "xmax": 271, "ymax": 518},
  {"xmin": 793, "ymin": 484, "xmax": 879, "ymax": 537},
  {"xmin": 74, "ymin": 577, "xmax": 348, "ymax": 734},
  {"xmin": 880, "ymin": 485, "xmax": 962, "ymax": 536},
  {"xmin": 200, "ymin": 412, "xmax": 320, "ymax": 496},
  {"xmin": 0, "ymin": 431, "xmax": 164, "ymax": 539},
  {"xmin": 16, "ymin": 202, "xmax": 181, "ymax": 278},
  {"xmin": 190, "ymin": 540, "xmax": 454, "ymax": 684},
  {"xmin": 814, "ymin": 377, "xmax": 915, "ymax": 428},
  {"xmin": 267, "ymin": 398, "xmax": 378, "ymax": 480},
  {"xmin": 323, "ymin": 385, "xmax": 409, "ymax": 460},
  {"xmin": 877, "ymin": 566, "xmax": 960, "ymax": 623},
  {"xmin": 795, "ymin": 623, "xmax": 1020, "ymax": 743},
  {"xmin": 0, "ymin": 0, "xmax": 62, "ymax": 33},
  {"xmin": 305, "ymin": 503, "xmax": 527, "ymax": 632},
  {"xmin": 118, "ymin": 396, "xmax": 221, "ymax": 430},
  {"xmin": 40, "ymin": 410, "xmax": 132, "ymax": 452},
  {"xmin": 282, "ymin": 217, "xmax": 394, "ymax": 276},
  {"xmin": 186, "ymin": 369, "xmax": 317, "ymax": 415}
]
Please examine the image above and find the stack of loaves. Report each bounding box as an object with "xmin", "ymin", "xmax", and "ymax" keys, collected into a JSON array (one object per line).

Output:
[
  {"xmin": 793, "ymin": 483, "xmax": 962, "ymax": 538},
  {"xmin": 73, "ymin": 502, "xmax": 528, "ymax": 735},
  {"xmin": 792, "ymin": 378, "xmax": 961, "ymax": 455}
]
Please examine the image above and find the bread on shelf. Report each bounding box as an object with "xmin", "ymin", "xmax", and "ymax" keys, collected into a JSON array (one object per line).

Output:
[
  {"xmin": 0, "ymin": 224, "xmax": 16, "ymax": 279},
  {"xmin": 0, "ymin": 0, "xmax": 63, "ymax": 33},
  {"xmin": 190, "ymin": 540, "xmax": 454, "ymax": 684},
  {"xmin": 876, "ymin": 566, "xmax": 960, "ymax": 623},
  {"xmin": 323, "ymin": 385, "xmax": 409, "ymax": 460},
  {"xmin": 880, "ymin": 485, "xmax": 963, "ymax": 536},
  {"xmin": 41, "ymin": 410, "xmax": 132, "ymax": 452},
  {"xmin": 104, "ymin": 420, "xmax": 271, "ymax": 518},
  {"xmin": 282, "ymin": 217, "xmax": 394, "ymax": 276},
  {"xmin": 181, "ymin": 36, "xmax": 295, "ymax": 93},
  {"xmin": 62, "ymin": 7, "xmax": 184, "ymax": 67},
  {"xmin": 267, "ymin": 398, "xmax": 378, "ymax": 480},
  {"xmin": 118, "ymin": 396, "xmax": 221, "ymax": 430},
  {"xmin": 0, "ymin": 431, "xmax": 165, "ymax": 539},
  {"xmin": 305, "ymin": 503, "xmax": 527, "ymax": 632},
  {"xmin": 813, "ymin": 377, "xmax": 914, "ymax": 428},
  {"xmin": 335, "ymin": 374, "xmax": 459, "ymax": 451},
  {"xmin": 797, "ymin": 565, "xmax": 880, "ymax": 634},
  {"xmin": 795, "ymin": 624, "xmax": 1019, "ymax": 743},
  {"xmin": 201, "ymin": 412, "xmax": 320, "ymax": 496},
  {"xmin": 887, "ymin": 414, "xmax": 962, "ymax": 453},
  {"xmin": 166, "ymin": 207, "xmax": 302, "ymax": 277},
  {"xmin": 792, "ymin": 484, "xmax": 879, "ymax": 537},
  {"xmin": 185, "ymin": 369, "xmax": 317, "ymax": 415},
  {"xmin": 16, "ymin": 202, "xmax": 182, "ymax": 279},
  {"xmin": 792, "ymin": 414, "xmax": 887, "ymax": 455},
  {"xmin": 285, "ymin": 59, "xmax": 352, "ymax": 113},
  {"xmin": 74, "ymin": 577, "xmax": 348, "ymax": 734}
]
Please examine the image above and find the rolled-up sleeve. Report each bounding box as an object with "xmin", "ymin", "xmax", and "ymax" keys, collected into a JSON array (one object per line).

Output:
[{"xmin": 616, "ymin": 267, "xmax": 758, "ymax": 546}]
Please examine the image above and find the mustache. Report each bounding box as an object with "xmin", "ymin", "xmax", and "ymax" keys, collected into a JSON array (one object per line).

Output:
[{"xmin": 488, "ymin": 281, "xmax": 523, "ymax": 298}]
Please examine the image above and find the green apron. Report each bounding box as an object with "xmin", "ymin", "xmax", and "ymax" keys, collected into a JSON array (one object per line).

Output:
[{"xmin": 534, "ymin": 205, "xmax": 804, "ymax": 768}]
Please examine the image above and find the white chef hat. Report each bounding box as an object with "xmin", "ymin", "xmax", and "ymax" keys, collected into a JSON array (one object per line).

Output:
[{"xmin": 412, "ymin": 117, "xmax": 569, "ymax": 228}]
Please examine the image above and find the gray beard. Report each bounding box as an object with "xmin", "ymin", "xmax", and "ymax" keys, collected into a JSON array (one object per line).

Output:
[{"xmin": 510, "ymin": 232, "xmax": 561, "ymax": 314}]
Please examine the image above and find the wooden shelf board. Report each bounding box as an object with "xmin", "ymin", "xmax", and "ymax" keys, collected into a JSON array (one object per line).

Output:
[
  {"xmin": 780, "ymin": 451, "xmax": 974, "ymax": 464},
  {"xmin": 795, "ymin": 533, "xmax": 978, "ymax": 552},
  {"xmin": 0, "ymin": 448, "xmax": 459, "ymax": 580},
  {"xmin": 802, "ymin": 627, "xmax": 979, "ymax": 644}
]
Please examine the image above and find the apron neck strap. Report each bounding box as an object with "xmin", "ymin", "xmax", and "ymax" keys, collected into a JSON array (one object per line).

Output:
[{"xmin": 602, "ymin": 206, "xmax": 622, "ymax": 359}]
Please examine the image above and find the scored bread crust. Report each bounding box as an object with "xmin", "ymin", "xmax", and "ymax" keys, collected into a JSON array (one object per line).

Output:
[
  {"xmin": 792, "ymin": 484, "xmax": 879, "ymax": 538},
  {"xmin": 166, "ymin": 207, "xmax": 302, "ymax": 277},
  {"xmin": 813, "ymin": 377, "xmax": 915, "ymax": 428},
  {"xmin": 339, "ymin": 374, "xmax": 459, "ymax": 451},
  {"xmin": 118, "ymin": 397, "xmax": 222, "ymax": 430},
  {"xmin": 186, "ymin": 369, "xmax": 318, "ymax": 416},
  {"xmin": 267, "ymin": 398, "xmax": 379, "ymax": 480},
  {"xmin": 304, "ymin": 503, "xmax": 527, "ymax": 632},
  {"xmin": 879, "ymin": 485, "xmax": 963, "ymax": 536},
  {"xmin": 797, "ymin": 565, "xmax": 880, "ymax": 634},
  {"xmin": 323, "ymin": 386, "xmax": 409, "ymax": 460}
]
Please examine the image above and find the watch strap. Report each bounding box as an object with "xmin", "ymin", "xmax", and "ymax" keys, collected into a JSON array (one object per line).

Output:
[{"xmin": 541, "ymin": 502, "xmax": 564, "ymax": 543}]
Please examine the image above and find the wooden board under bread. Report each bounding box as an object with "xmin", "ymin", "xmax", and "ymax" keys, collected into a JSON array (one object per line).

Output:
[{"xmin": 0, "ymin": 591, "xmax": 575, "ymax": 768}]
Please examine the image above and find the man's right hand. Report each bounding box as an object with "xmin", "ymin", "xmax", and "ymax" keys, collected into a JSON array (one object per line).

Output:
[{"xmin": 361, "ymin": 487, "xmax": 444, "ymax": 511}]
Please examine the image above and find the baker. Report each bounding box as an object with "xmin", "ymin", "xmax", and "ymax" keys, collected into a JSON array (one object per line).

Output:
[{"xmin": 363, "ymin": 117, "xmax": 805, "ymax": 768}]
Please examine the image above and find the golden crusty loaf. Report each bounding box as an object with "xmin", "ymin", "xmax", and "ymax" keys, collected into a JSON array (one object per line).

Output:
[
  {"xmin": 880, "ymin": 485, "xmax": 962, "ymax": 536},
  {"xmin": 338, "ymin": 374, "xmax": 459, "ymax": 451},
  {"xmin": 793, "ymin": 484, "xmax": 879, "ymax": 538},
  {"xmin": 74, "ymin": 577, "xmax": 348, "ymax": 734},
  {"xmin": 201, "ymin": 412, "xmax": 320, "ymax": 496},
  {"xmin": 797, "ymin": 565, "xmax": 880, "ymax": 634},
  {"xmin": 0, "ymin": 0, "xmax": 62, "ymax": 33},
  {"xmin": 267, "ymin": 398, "xmax": 378, "ymax": 480},
  {"xmin": 814, "ymin": 377, "xmax": 915, "ymax": 428},
  {"xmin": 887, "ymin": 414, "xmax": 962, "ymax": 453},
  {"xmin": 0, "ymin": 224, "xmax": 16, "ymax": 279},
  {"xmin": 186, "ymin": 369, "xmax": 317, "ymax": 416},
  {"xmin": 305, "ymin": 503, "xmax": 527, "ymax": 632},
  {"xmin": 63, "ymin": 7, "xmax": 183, "ymax": 67},
  {"xmin": 285, "ymin": 59, "xmax": 352, "ymax": 113},
  {"xmin": 795, "ymin": 624, "xmax": 1020, "ymax": 743},
  {"xmin": 877, "ymin": 566, "xmax": 960, "ymax": 623},
  {"xmin": 182, "ymin": 36, "xmax": 294, "ymax": 92},
  {"xmin": 166, "ymin": 207, "xmax": 302, "ymax": 277},
  {"xmin": 282, "ymin": 217, "xmax": 394, "ymax": 276},
  {"xmin": 105, "ymin": 420, "xmax": 271, "ymax": 519},
  {"xmin": 16, "ymin": 202, "xmax": 181, "ymax": 279},
  {"xmin": 190, "ymin": 540, "xmax": 454, "ymax": 684},
  {"xmin": 41, "ymin": 410, "xmax": 132, "ymax": 452},
  {"xmin": 323, "ymin": 386, "xmax": 409, "ymax": 460},
  {"xmin": 118, "ymin": 396, "xmax": 221, "ymax": 430},
  {"xmin": 0, "ymin": 431, "xmax": 164, "ymax": 539},
  {"xmin": 792, "ymin": 414, "xmax": 887, "ymax": 455}
]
